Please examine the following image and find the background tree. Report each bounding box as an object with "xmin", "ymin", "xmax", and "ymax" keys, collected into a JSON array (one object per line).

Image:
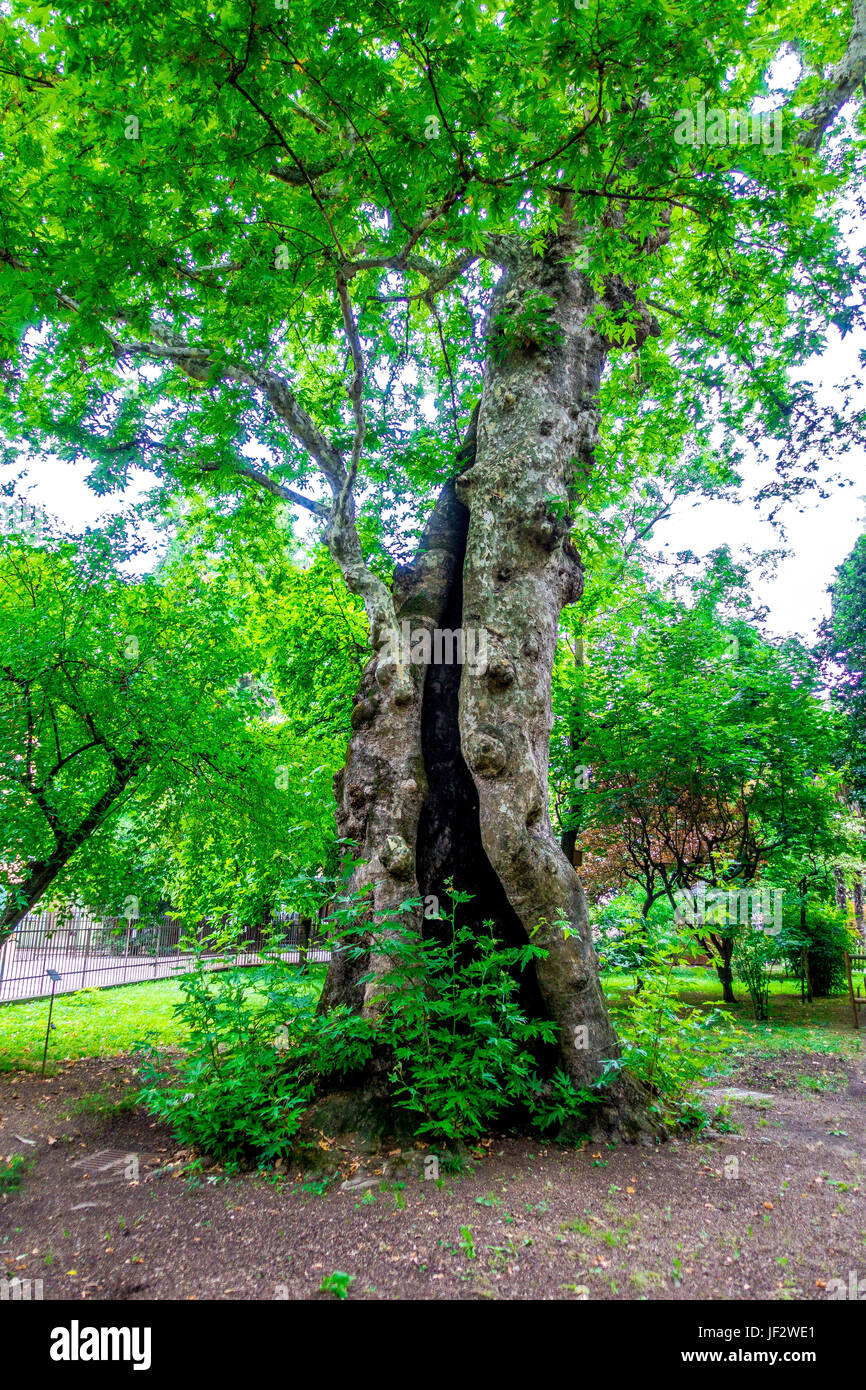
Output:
[
  {"xmin": 555, "ymin": 560, "xmax": 848, "ymax": 999},
  {"xmin": 0, "ymin": 526, "xmax": 289, "ymax": 933}
]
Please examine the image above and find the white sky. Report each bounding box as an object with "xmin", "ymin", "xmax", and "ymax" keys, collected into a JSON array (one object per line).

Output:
[{"xmin": 648, "ymin": 324, "xmax": 865, "ymax": 642}]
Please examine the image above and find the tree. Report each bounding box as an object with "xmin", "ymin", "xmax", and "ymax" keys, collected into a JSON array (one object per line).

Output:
[
  {"xmin": 822, "ymin": 533, "xmax": 866, "ymax": 936},
  {"xmin": 0, "ymin": 0, "xmax": 863, "ymax": 1133},
  {"xmin": 827, "ymin": 535, "xmax": 866, "ymax": 799},
  {"xmin": 553, "ymin": 559, "xmax": 849, "ymax": 1001},
  {"xmin": 0, "ymin": 528, "xmax": 282, "ymax": 933}
]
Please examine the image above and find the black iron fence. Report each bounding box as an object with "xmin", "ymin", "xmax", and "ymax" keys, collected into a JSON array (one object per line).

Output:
[{"xmin": 0, "ymin": 909, "xmax": 330, "ymax": 1003}]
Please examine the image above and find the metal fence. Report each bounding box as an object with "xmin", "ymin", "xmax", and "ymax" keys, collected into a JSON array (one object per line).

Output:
[{"xmin": 0, "ymin": 909, "xmax": 330, "ymax": 1004}]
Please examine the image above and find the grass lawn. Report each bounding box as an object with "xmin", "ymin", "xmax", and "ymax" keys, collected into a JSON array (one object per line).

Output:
[
  {"xmin": 0, "ymin": 978, "xmax": 188, "ymax": 1071},
  {"xmin": 0, "ymin": 964, "xmax": 327, "ymax": 1072},
  {"xmin": 0, "ymin": 959, "xmax": 858, "ymax": 1074},
  {"xmin": 604, "ymin": 963, "xmax": 864, "ymax": 1064}
]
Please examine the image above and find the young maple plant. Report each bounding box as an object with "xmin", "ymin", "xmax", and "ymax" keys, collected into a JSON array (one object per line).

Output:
[{"xmin": 0, "ymin": 0, "xmax": 863, "ymax": 1136}]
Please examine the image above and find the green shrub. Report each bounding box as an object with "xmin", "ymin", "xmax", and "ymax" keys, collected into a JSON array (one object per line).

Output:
[
  {"xmin": 593, "ymin": 892, "xmax": 686, "ymax": 975},
  {"xmin": 0, "ymin": 1153, "xmax": 32, "ymax": 1193},
  {"xmin": 732, "ymin": 926, "xmax": 781, "ymax": 1020},
  {"xmin": 136, "ymin": 957, "xmax": 322, "ymax": 1167},
  {"xmin": 311, "ymin": 886, "xmax": 609, "ymax": 1142},
  {"xmin": 137, "ymin": 888, "xmax": 616, "ymax": 1162},
  {"xmin": 611, "ymin": 935, "xmax": 737, "ymax": 1127},
  {"xmin": 320, "ymin": 1271, "xmax": 354, "ymax": 1299},
  {"xmin": 779, "ymin": 895, "xmax": 854, "ymax": 997}
]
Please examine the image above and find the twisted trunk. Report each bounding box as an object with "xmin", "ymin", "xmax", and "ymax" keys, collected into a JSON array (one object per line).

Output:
[{"xmin": 319, "ymin": 234, "xmax": 655, "ymax": 1139}]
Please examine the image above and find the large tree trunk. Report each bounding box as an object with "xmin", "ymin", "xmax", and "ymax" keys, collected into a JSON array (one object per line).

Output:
[{"xmin": 317, "ymin": 233, "xmax": 655, "ymax": 1141}]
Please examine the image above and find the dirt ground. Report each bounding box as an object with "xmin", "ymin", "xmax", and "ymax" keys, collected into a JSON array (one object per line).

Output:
[{"xmin": 2, "ymin": 1049, "xmax": 864, "ymax": 1301}]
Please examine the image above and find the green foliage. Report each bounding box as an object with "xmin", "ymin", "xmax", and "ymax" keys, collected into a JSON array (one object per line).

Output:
[
  {"xmin": 611, "ymin": 935, "xmax": 737, "ymax": 1126},
  {"xmin": 554, "ymin": 559, "xmax": 850, "ymax": 960},
  {"xmin": 825, "ymin": 535, "xmax": 866, "ymax": 805},
  {"xmin": 779, "ymin": 895, "xmax": 855, "ymax": 998},
  {"xmin": 593, "ymin": 891, "xmax": 682, "ymax": 974},
  {"xmin": 0, "ymin": 1152, "xmax": 31, "ymax": 1192},
  {"xmin": 138, "ymin": 887, "xmax": 617, "ymax": 1162},
  {"xmin": 459, "ymin": 1227, "xmax": 476, "ymax": 1260},
  {"xmin": 732, "ymin": 927, "xmax": 781, "ymax": 1021},
  {"xmin": 0, "ymin": 0, "xmax": 861, "ymax": 562},
  {"xmin": 334, "ymin": 887, "xmax": 612, "ymax": 1142},
  {"xmin": 319, "ymin": 1271, "xmax": 354, "ymax": 1300},
  {"xmin": 0, "ymin": 526, "xmax": 308, "ymax": 931},
  {"xmin": 136, "ymin": 953, "xmax": 323, "ymax": 1167},
  {"xmin": 356, "ymin": 891, "xmax": 559, "ymax": 1140},
  {"xmin": 490, "ymin": 291, "xmax": 564, "ymax": 362}
]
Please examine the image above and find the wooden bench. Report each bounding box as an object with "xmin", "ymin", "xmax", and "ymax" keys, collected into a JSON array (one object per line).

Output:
[{"xmin": 844, "ymin": 952, "xmax": 866, "ymax": 1029}]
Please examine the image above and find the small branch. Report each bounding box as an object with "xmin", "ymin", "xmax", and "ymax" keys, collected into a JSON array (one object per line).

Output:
[
  {"xmin": 335, "ymin": 269, "xmax": 366, "ymax": 488},
  {"xmin": 233, "ymin": 459, "xmax": 328, "ymax": 517}
]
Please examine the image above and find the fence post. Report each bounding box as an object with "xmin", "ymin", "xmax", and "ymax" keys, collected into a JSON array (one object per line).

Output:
[
  {"xmin": 845, "ymin": 951, "xmax": 859, "ymax": 1030},
  {"xmin": 79, "ymin": 911, "xmax": 88, "ymax": 989}
]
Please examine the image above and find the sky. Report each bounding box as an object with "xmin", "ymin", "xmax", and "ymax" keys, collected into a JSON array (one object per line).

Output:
[{"xmin": 647, "ymin": 322, "xmax": 865, "ymax": 643}]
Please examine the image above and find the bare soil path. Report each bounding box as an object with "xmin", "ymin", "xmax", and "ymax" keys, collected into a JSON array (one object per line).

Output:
[{"xmin": 2, "ymin": 1048, "xmax": 864, "ymax": 1301}]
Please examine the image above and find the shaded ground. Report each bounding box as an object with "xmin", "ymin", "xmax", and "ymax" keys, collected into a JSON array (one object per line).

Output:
[{"xmin": 2, "ymin": 1045, "xmax": 865, "ymax": 1301}]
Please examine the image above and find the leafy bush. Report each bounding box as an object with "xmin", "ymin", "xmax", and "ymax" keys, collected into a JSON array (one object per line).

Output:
[
  {"xmin": 610, "ymin": 935, "xmax": 737, "ymax": 1127},
  {"xmin": 779, "ymin": 895, "xmax": 854, "ymax": 997},
  {"xmin": 592, "ymin": 893, "xmax": 681, "ymax": 974},
  {"xmin": 136, "ymin": 955, "xmax": 323, "ymax": 1167},
  {"xmin": 732, "ymin": 926, "xmax": 781, "ymax": 1020},
  {"xmin": 312, "ymin": 886, "xmax": 609, "ymax": 1142},
  {"xmin": 137, "ymin": 889, "xmax": 616, "ymax": 1162},
  {"xmin": 320, "ymin": 1271, "xmax": 354, "ymax": 1300}
]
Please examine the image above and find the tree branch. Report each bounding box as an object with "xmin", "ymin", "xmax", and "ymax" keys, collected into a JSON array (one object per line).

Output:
[{"xmin": 797, "ymin": 0, "xmax": 866, "ymax": 148}]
